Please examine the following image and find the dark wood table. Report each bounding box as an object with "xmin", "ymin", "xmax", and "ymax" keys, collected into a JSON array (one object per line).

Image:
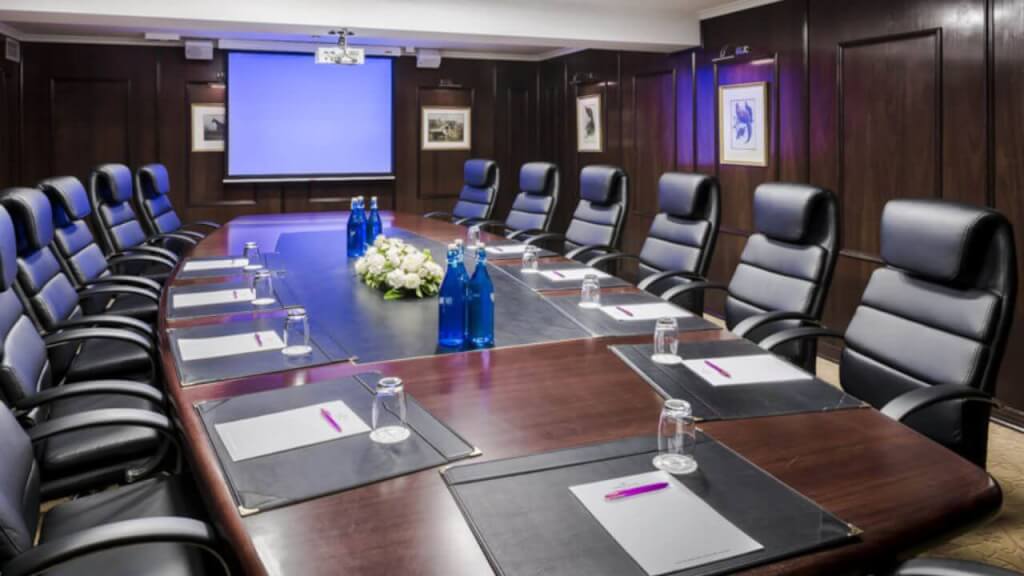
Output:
[{"xmin": 160, "ymin": 212, "xmax": 1001, "ymax": 576}]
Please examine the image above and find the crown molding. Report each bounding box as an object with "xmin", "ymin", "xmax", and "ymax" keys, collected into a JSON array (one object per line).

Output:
[
  {"xmin": 697, "ymin": 0, "xmax": 783, "ymax": 20},
  {"xmin": 0, "ymin": 21, "xmax": 24, "ymax": 40}
]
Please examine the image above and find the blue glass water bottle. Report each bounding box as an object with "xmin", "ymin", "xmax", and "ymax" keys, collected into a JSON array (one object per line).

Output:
[
  {"xmin": 346, "ymin": 197, "xmax": 363, "ymax": 257},
  {"xmin": 366, "ymin": 196, "xmax": 383, "ymax": 245},
  {"xmin": 468, "ymin": 243, "xmax": 495, "ymax": 348},
  {"xmin": 438, "ymin": 244, "xmax": 468, "ymax": 348}
]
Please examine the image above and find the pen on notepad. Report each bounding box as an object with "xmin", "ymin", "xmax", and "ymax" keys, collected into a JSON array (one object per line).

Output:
[
  {"xmin": 704, "ymin": 360, "xmax": 731, "ymax": 378},
  {"xmin": 320, "ymin": 408, "xmax": 343, "ymax": 433},
  {"xmin": 615, "ymin": 306, "xmax": 635, "ymax": 318},
  {"xmin": 604, "ymin": 482, "xmax": 669, "ymax": 501},
  {"xmin": 254, "ymin": 332, "xmax": 263, "ymax": 347},
  {"xmin": 233, "ymin": 290, "xmax": 238, "ymax": 300},
  {"xmin": 552, "ymin": 270, "xmax": 566, "ymax": 279}
]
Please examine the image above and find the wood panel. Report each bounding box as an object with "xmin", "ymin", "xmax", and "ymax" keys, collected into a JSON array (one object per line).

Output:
[{"xmin": 0, "ymin": 33, "xmax": 20, "ymax": 188}]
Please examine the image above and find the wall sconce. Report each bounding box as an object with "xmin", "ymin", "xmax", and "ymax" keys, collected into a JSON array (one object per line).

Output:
[
  {"xmin": 711, "ymin": 44, "xmax": 752, "ymax": 63},
  {"xmin": 439, "ymin": 78, "xmax": 463, "ymax": 88},
  {"xmin": 570, "ymin": 72, "xmax": 597, "ymax": 85},
  {"xmin": 208, "ymin": 71, "xmax": 226, "ymax": 89}
]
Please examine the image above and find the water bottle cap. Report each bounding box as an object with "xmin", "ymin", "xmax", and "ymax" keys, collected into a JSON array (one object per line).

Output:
[
  {"xmin": 244, "ymin": 241, "xmax": 258, "ymax": 248},
  {"xmin": 287, "ymin": 307, "xmax": 306, "ymax": 318}
]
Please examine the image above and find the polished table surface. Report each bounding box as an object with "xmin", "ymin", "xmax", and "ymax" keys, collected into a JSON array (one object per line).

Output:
[{"xmin": 159, "ymin": 212, "xmax": 1001, "ymax": 576}]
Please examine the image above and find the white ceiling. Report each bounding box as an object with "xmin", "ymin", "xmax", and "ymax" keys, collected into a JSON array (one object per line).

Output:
[{"xmin": 0, "ymin": 0, "xmax": 780, "ymax": 59}]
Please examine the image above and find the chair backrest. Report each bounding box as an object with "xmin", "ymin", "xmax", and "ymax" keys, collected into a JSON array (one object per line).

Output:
[
  {"xmin": 135, "ymin": 163, "xmax": 183, "ymax": 236},
  {"xmin": 637, "ymin": 172, "xmax": 721, "ymax": 294},
  {"xmin": 451, "ymin": 159, "xmax": 499, "ymax": 221},
  {"xmin": 725, "ymin": 182, "xmax": 839, "ymax": 369},
  {"xmin": 841, "ymin": 199, "xmax": 1016, "ymax": 462},
  {"xmin": 0, "ymin": 400, "xmax": 40, "ymax": 564},
  {"xmin": 89, "ymin": 163, "xmax": 149, "ymax": 254},
  {"xmin": 38, "ymin": 176, "xmax": 111, "ymax": 286},
  {"xmin": 504, "ymin": 162, "xmax": 559, "ymax": 233},
  {"xmin": 564, "ymin": 165, "xmax": 629, "ymax": 253}
]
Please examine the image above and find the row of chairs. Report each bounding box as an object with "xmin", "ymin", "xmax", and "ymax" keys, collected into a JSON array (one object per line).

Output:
[
  {"xmin": 430, "ymin": 158, "xmax": 1017, "ymax": 469},
  {"xmin": 0, "ymin": 165, "xmax": 227, "ymax": 575}
]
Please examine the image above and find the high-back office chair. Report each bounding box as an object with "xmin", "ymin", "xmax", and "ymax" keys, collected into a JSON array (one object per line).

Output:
[
  {"xmin": 758, "ymin": 199, "xmax": 1017, "ymax": 467},
  {"xmin": 470, "ymin": 162, "xmax": 559, "ymax": 238},
  {"xmin": 659, "ymin": 182, "xmax": 839, "ymax": 371},
  {"xmin": 135, "ymin": 163, "xmax": 220, "ymax": 239},
  {"xmin": 587, "ymin": 172, "xmax": 720, "ymax": 314},
  {"xmin": 525, "ymin": 164, "xmax": 629, "ymax": 262},
  {"xmin": 424, "ymin": 159, "xmax": 500, "ymax": 225}
]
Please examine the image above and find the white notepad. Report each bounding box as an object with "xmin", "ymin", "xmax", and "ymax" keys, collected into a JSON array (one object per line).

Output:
[
  {"xmin": 486, "ymin": 245, "xmax": 528, "ymax": 255},
  {"xmin": 682, "ymin": 354, "xmax": 813, "ymax": 386},
  {"xmin": 570, "ymin": 471, "xmax": 763, "ymax": 575},
  {"xmin": 172, "ymin": 288, "xmax": 255, "ymax": 309},
  {"xmin": 177, "ymin": 330, "xmax": 285, "ymax": 362},
  {"xmin": 181, "ymin": 258, "xmax": 249, "ymax": 272},
  {"xmin": 539, "ymin": 268, "xmax": 611, "ymax": 282},
  {"xmin": 215, "ymin": 400, "xmax": 371, "ymax": 462},
  {"xmin": 600, "ymin": 302, "xmax": 692, "ymax": 321}
]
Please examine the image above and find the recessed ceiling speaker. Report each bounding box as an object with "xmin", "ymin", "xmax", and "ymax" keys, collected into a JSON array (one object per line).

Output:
[
  {"xmin": 185, "ymin": 40, "xmax": 214, "ymax": 61},
  {"xmin": 416, "ymin": 49, "xmax": 442, "ymax": 69}
]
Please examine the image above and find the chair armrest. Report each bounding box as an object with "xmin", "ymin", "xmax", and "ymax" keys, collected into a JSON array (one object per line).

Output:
[
  {"xmin": 565, "ymin": 243, "xmax": 615, "ymax": 261},
  {"xmin": 453, "ymin": 216, "xmax": 483, "ymax": 226},
  {"xmin": 423, "ymin": 211, "xmax": 452, "ymax": 221},
  {"xmin": 881, "ymin": 384, "xmax": 999, "ymax": 422},
  {"xmin": 114, "ymin": 245, "xmax": 179, "ymax": 263},
  {"xmin": 636, "ymin": 270, "xmax": 705, "ymax": 292},
  {"xmin": 1, "ymin": 517, "xmax": 228, "ymax": 576},
  {"xmin": 184, "ymin": 220, "xmax": 220, "ymax": 230},
  {"xmin": 27, "ymin": 408, "xmax": 172, "ymax": 444},
  {"xmin": 473, "ymin": 219, "xmax": 509, "ymax": 234},
  {"xmin": 147, "ymin": 232, "xmax": 198, "ymax": 246},
  {"xmin": 659, "ymin": 281, "xmax": 729, "ymax": 306},
  {"xmin": 892, "ymin": 558, "xmax": 1023, "ymax": 576},
  {"xmin": 174, "ymin": 229, "xmax": 206, "ymax": 240},
  {"xmin": 507, "ymin": 227, "xmax": 547, "ymax": 240},
  {"xmin": 56, "ymin": 314, "xmax": 154, "ymax": 338},
  {"xmin": 733, "ymin": 311, "xmax": 822, "ymax": 339},
  {"xmin": 77, "ymin": 284, "xmax": 160, "ymax": 305},
  {"xmin": 45, "ymin": 328, "xmax": 154, "ymax": 362},
  {"xmin": 757, "ymin": 327, "xmax": 845, "ymax": 353},
  {"xmin": 108, "ymin": 254, "xmax": 176, "ymax": 274},
  {"xmin": 13, "ymin": 380, "xmax": 165, "ymax": 412},
  {"xmin": 82, "ymin": 275, "xmax": 163, "ymax": 293},
  {"xmin": 523, "ymin": 232, "xmax": 565, "ymax": 247},
  {"xmin": 586, "ymin": 251, "xmax": 640, "ymax": 269}
]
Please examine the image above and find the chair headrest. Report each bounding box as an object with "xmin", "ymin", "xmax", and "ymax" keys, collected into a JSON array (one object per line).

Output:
[
  {"xmin": 658, "ymin": 172, "xmax": 716, "ymax": 218},
  {"xmin": 0, "ymin": 187, "xmax": 54, "ymax": 252},
  {"xmin": 881, "ymin": 199, "xmax": 1006, "ymax": 284},
  {"xmin": 464, "ymin": 159, "xmax": 497, "ymax": 188},
  {"xmin": 92, "ymin": 163, "xmax": 134, "ymax": 203},
  {"xmin": 38, "ymin": 176, "xmax": 92, "ymax": 220},
  {"xmin": 580, "ymin": 165, "xmax": 625, "ymax": 205},
  {"xmin": 520, "ymin": 162, "xmax": 557, "ymax": 195},
  {"xmin": 138, "ymin": 163, "xmax": 170, "ymax": 198},
  {"xmin": 0, "ymin": 205, "xmax": 16, "ymax": 290},
  {"xmin": 753, "ymin": 182, "xmax": 829, "ymax": 243}
]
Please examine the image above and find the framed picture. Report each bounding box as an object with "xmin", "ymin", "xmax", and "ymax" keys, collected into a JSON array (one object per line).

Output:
[
  {"xmin": 422, "ymin": 106, "xmax": 472, "ymax": 150},
  {"xmin": 191, "ymin": 103, "xmax": 225, "ymax": 152},
  {"xmin": 576, "ymin": 94, "xmax": 603, "ymax": 152},
  {"xmin": 718, "ymin": 82, "xmax": 768, "ymax": 167}
]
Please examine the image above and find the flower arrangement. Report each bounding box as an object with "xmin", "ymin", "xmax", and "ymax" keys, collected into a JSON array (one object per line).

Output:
[{"xmin": 355, "ymin": 236, "xmax": 445, "ymax": 300}]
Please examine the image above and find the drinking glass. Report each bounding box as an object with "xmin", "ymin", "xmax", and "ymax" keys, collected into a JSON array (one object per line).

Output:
[
  {"xmin": 651, "ymin": 317, "xmax": 680, "ymax": 364},
  {"xmin": 243, "ymin": 241, "xmax": 264, "ymax": 271},
  {"xmin": 521, "ymin": 245, "xmax": 540, "ymax": 274},
  {"xmin": 579, "ymin": 273, "xmax": 601, "ymax": 309},
  {"xmin": 370, "ymin": 377, "xmax": 411, "ymax": 444},
  {"xmin": 282, "ymin": 307, "xmax": 312, "ymax": 357},
  {"xmin": 468, "ymin": 224, "xmax": 482, "ymax": 246},
  {"xmin": 653, "ymin": 398, "xmax": 698, "ymax": 475},
  {"xmin": 250, "ymin": 269, "xmax": 276, "ymax": 306}
]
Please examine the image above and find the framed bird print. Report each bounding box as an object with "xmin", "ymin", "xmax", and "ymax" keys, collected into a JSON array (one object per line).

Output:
[
  {"xmin": 576, "ymin": 94, "xmax": 603, "ymax": 153},
  {"xmin": 719, "ymin": 82, "xmax": 768, "ymax": 166}
]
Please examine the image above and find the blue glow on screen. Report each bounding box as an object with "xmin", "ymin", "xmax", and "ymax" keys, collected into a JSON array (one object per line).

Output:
[{"xmin": 227, "ymin": 52, "xmax": 393, "ymax": 177}]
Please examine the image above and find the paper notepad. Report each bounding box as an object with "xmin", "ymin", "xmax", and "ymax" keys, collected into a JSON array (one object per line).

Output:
[
  {"xmin": 181, "ymin": 258, "xmax": 249, "ymax": 272},
  {"xmin": 682, "ymin": 354, "xmax": 813, "ymax": 386},
  {"xmin": 486, "ymin": 245, "xmax": 528, "ymax": 255},
  {"xmin": 539, "ymin": 268, "xmax": 611, "ymax": 282},
  {"xmin": 600, "ymin": 302, "xmax": 692, "ymax": 322},
  {"xmin": 571, "ymin": 471, "xmax": 763, "ymax": 575},
  {"xmin": 177, "ymin": 330, "xmax": 285, "ymax": 362},
  {"xmin": 215, "ymin": 400, "xmax": 371, "ymax": 462},
  {"xmin": 172, "ymin": 289, "xmax": 255, "ymax": 309}
]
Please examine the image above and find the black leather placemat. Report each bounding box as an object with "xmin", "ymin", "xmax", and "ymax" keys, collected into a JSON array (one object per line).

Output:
[
  {"xmin": 495, "ymin": 261, "xmax": 633, "ymax": 291},
  {"xmin": 610, "ymin": 340, "xmax": 864, "ymax": 421},
  {"xmin": 175, "ymin": 257, "xmax": 251, "ymax": 279},
  {"xmin": 443, "ymin": 435, "xmax": 857, "ymax": 576},
  {"xmin": 545, "ymin": 292, "xmax": 718, "ymax": 337},
  {"xmin": 167, "ymin": 314, "xmax": 354, "ymax": 386},
  {"xmin": 166, "ymin": 278, "xmax": 285, "ymax": 319},
  {"xmin": 196, "ymin": 372, "xmax": 477, "ymax": 515}
]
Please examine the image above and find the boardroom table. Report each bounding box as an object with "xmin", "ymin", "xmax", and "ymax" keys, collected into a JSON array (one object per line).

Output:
[{"xmin": 159, "ymin": 211, "xmax": 1001, "ymax": 576}]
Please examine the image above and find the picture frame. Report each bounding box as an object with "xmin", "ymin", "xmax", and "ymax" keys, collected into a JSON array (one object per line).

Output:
[
  {"xmin": 576, "ymin": 93, "xmax": 603, "ymax": 153},
  {"xmin": 421, "ymin": 106, "xmax": 472, "ymax": 151},
  {"xmin": 718, "ymin": 82, "xmax": 768, "ymax": 167},
  {"xmin": 191, "ymin": 103, "xmax": 225, "ymax": 153}
]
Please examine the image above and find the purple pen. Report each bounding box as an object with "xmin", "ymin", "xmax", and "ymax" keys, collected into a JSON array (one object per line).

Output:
[
  {"xmin": 604, "ymin": 481, "xmax": 670, "ymax": 501},
  {"xmin": 320, "ymin": 408, "xmax": 343, "ymax": 433},
  {"xmin": 704, "ymin": 360, "xmax": 732, "ymax": 378},
  {"xmin": 254, "ymin": 332, "xmax": 263, "ymax": 347}
]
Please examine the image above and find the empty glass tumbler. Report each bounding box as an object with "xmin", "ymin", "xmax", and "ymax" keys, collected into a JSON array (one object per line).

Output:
[
  {"xmin": 282, "ymin": 307, "xmax": 312, "ymax": 357},
  {"xmin": 243, "ymin": 241, "xmax": 263, "ymax": 271},
  {"xmin": 652, "ymin": 317, "xmax": 681, "ymax": 364},
  {"xmin": 370, "ymin": 377, "xmax": 411, "ymax": 444},
  {"xmin": 653, "ymin": 398, "xmax": 698, "ymax": 475},
  {"xmin": 521, "ymin": 245, "xmax": 540, "ymax": 274},
  {"xmin": 250, "ymin": 269, "xmax": 276, "ymax": 306},
  {"xmin": 579, "ymin": 273, "xmax": 602, "ymax": 309},
  {"xmin": 468, "ymin": 224, "xmax": 482, "ymax": 246}
]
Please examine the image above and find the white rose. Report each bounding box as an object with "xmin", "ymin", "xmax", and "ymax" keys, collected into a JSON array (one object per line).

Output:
[
  {"xmin": 368, "ymin": 253, "xmax": 385, "ymax": 268},
  {"xmin": 403, "ymin": 273, "xmax": 421, "ymax": 290},
  {"xmin": 425, "ymin": 262, "xmax": 443, "ymax": 278},
  {"xmin": 386, "ymin": 269, "xmax": 405, "ymax": 288},
  {"xmin": 401, "ymin": 253, "xmax": 424, "ymax": 272},
  {"xmin": 388, "ymin": 252, "xmax": 401, "ymax": 267},
  {"xmin": 373, "ymin": 235, "xmax": 386, "ymax": 247},
  {"xmin": 354, "ymin": 258, "xmax": 368, "ymax": 274},
  {"xmin": 369, "ymin": 263, "xmax": 384, "ymax": 276}
]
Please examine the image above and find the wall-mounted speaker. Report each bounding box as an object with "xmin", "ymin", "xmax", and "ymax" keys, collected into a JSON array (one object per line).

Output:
[
  {"xmin": 416, "ymin": 49, "xmax": 442, "ymax": 69},
  {"xmin": 185, "ymin": 41, "xmax": 214, "ymax": 61}
]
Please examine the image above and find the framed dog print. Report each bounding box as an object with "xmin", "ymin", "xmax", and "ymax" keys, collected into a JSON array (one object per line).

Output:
[{"xmin": 191, "ymin": 103, "xmax": 226, "ymax": 153}]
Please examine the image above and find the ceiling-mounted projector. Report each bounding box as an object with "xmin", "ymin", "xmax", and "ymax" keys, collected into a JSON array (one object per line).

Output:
[{"xmin": 316, "ymin": 28, "xmax": 365, "ymax": 65}]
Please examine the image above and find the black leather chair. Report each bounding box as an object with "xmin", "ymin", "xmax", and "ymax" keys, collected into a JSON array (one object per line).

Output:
[
  {"xmin": 424, "ymin": 159, "xmax": 500, "ymax": 225},
  {"xmin": 135, "ymin": 163, "xmax": 220, "ymax": 239},
  {"xmin": 0, "ymin": 402, "xmax": 228, "ymax": 576},
  {"xmin": 524, "ymin": 164, "xmax": 629, "ymax": 262},
  {"xmin": 0, "ymin": 202, "xmax": 165, "ymax": 499},
  {"xmin": 659, "ymin": 182, "xmax": 838, "ymax": 370},
  {"xmin": 587, "ymin": 171, "xmax": 720, "ymax": 314},
  {"xmin": 758, "ymin": 199, "xmax": 1017, "ymax": 467},
  {"xmin": 895, "ymin": 559, "xmax": 1023, "ymax": 576},
  {"xmin": 39, "ymin": 176, "xmax": 169, "ymax": 321},
  {"xmin": 470, "ymin": 162, "xmax": 559, "ymax": 238},
  {"xmin": 89, "ymin": 163, "xmax": 199, "ymax": 256}
]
